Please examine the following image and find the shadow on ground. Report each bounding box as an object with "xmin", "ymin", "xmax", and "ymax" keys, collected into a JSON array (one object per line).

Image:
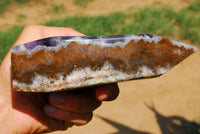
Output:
[
  {"xmin": 97, "ymin": 104, "xmax": 200, "ymax": 134},
  {"xmin": 97, "ymin": 115, "xmax": 150, "ymax": 134}
]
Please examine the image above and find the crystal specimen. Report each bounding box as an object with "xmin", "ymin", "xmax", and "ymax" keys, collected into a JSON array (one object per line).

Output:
[{"xmin": 11, "ymin": 34, "xmax": 198, "ymax": 92}]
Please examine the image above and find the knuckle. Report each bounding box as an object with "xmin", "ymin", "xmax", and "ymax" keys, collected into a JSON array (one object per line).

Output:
[{"xmin": 107, "ymin": 83, "xmax": 120, "ymax": 101}]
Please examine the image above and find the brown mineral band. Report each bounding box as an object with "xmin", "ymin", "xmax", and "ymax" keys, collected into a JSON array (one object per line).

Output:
[{"xmin": 11, "ymin": 34, "xmax": 197, "ymax": 92}]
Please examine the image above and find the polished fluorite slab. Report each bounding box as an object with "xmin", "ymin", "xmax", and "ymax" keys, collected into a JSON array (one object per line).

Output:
[{"xmin": 11, "ymin": 34, "xmax": 197, "ymax": 92}]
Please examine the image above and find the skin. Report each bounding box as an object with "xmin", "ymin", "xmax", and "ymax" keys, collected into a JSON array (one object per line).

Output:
[{"xmin": 0, "ymin": 25, "xmax": 119, "ymax": 133}]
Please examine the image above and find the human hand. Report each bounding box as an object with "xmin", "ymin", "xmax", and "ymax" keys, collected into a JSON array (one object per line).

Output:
[{"xmin": 0, "ymin": 25, "xmax": 119, "ymax": 133}]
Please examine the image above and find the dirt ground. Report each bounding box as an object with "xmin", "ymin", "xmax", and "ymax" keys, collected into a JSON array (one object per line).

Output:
[
  {"xmin": 0, "ymin": 0, "xmax": 195, "ymax": 30},
  {"xmin": 1, "ymin": 0, "xmax": 199, "ymax": 133}
]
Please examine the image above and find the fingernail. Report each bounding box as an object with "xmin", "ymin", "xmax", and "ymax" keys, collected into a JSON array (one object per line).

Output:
[
  {"xmin": 98, "ymin": 94, "xmax": 108, "ymax": 101},
  {"xmin": 51, "ymin": 93, "xmax": 65, "ymax": 105},
  {"xmin": 96, "ymin": 87, "xmax": 108, "ymax": 101},
  {"xmin": 71, "ymin": 119, "xmax": 87, "ymax": 125},
  {"xmin": 44, "ymin": 105, "xmax": 56, "ymax": 114}
]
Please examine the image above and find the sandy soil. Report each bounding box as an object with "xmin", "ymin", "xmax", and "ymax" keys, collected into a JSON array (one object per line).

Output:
[
  {"xmin": 0, "ymin": 0, "xmax": 195, "ymax": 30},
  {"xmin": 0, "ymin": 0, "xmax": 199, "ymax": 133}
]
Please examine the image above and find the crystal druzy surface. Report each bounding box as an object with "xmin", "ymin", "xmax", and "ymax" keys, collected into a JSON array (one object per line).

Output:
[{"xmin": 11, "ymin": 34, "xmax": 198, "ymax": 92}]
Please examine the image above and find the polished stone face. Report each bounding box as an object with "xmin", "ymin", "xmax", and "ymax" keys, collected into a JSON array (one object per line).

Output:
[{"xmin": 11, "ymin": 34, "xmax": 197, "ymax": 92}]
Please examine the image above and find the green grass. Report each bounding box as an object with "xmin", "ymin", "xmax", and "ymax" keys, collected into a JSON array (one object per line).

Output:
[
  {"xmin": 188, "ymin": 0, "xmax": 200, "ymax": 12},
  {"xmin": 52, "ymin": 4, "xmax": 65, "ymax": 13},
  {"xmin": 45, "ymin": 12, "xmax": 126, "ymax": 35},
  {"xmin": 118, "ymin": 7, "xmax": 175, "ymax": 36},
  {"xmin": 0, "ymin": 26, "xmax": 23, "ymax": 62},
  {"xmin": 74, "ymin": 0, "xmax": 92, "ymax": 6},
  {"xmin": 0, "ymin": 1, "xmax": 200, "ymax": 63},
  {"xmin": 45, "ymin": 4, "xmax": 200, "ymax": 43}
]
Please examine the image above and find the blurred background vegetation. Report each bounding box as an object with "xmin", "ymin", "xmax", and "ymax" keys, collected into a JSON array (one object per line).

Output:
[{"xmin": 0, "ymin": 0, "xmax": 199, "ymax": 62}]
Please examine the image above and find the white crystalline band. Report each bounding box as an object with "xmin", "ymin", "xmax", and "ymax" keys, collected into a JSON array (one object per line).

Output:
[{"xmin": 13, "ymin": 61, "xmax": 170, "ymax": 92}]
